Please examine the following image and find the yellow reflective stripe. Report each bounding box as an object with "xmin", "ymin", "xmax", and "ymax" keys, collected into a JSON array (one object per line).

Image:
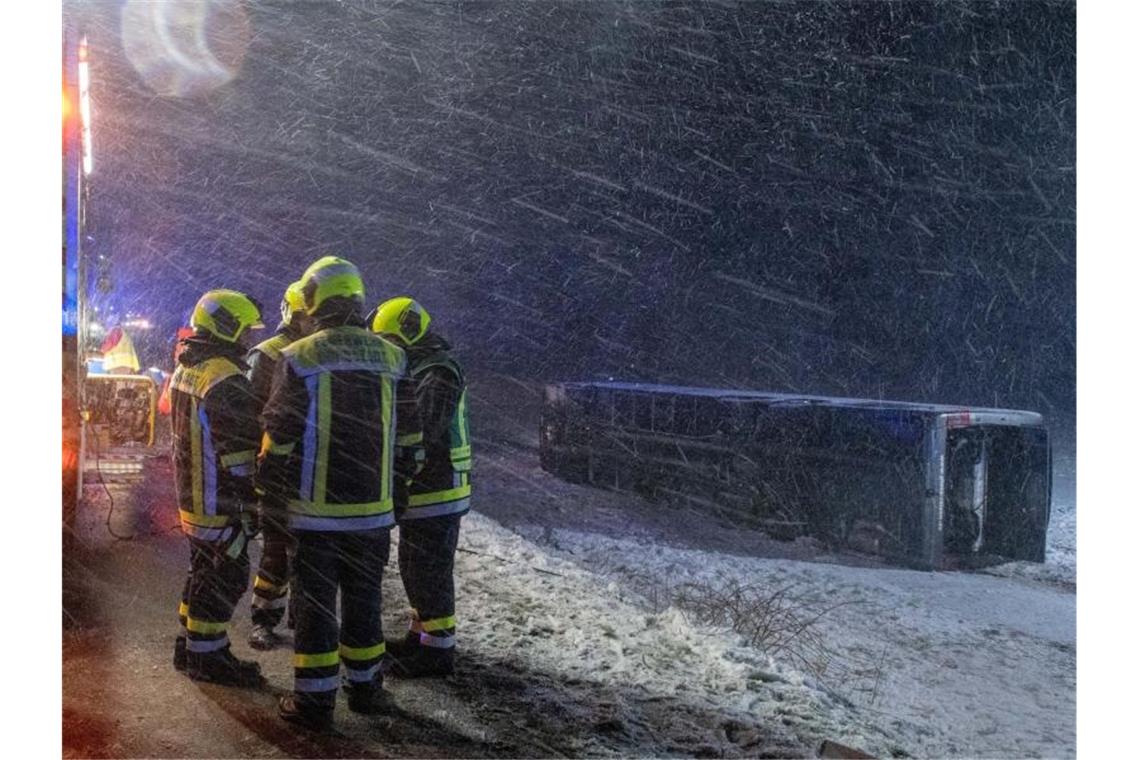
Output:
[
  {"xmin": 293, "ymin": 650, "xmax": 339, "ymax": 668},
  {"xmin": 254, "ymin": 334, "xmax": 291, "ymax": 362},
  {"xmin": 190, "ymin": 399, "xmax": 203, "ymax": 514},
  {"xmin": 407, "ymin": 484, "xmax": 471, "ymax": 507},
  {"xmin": 420, "ymin": 615, "xmax": 457, "ymax": 632},
  {"xmin": 178, "ymin": 602, "xmax": 189, "ymax": 618},
  {"xmin": 171, "ymin": 357, "xmax": 242, "ymax": 398},
  {"xmin": 451, "ymin": 444, "xmax": 472, "ymax": 472},
  {"xmin": 254, "ymin": 575, "xmax": 285, "ymax": 592},
  {"xmin": 260, "ymin": 432, "xmax": 295, "ymax": 457},
  {"xmin": 381, "ymin": 377, "xmax": 393, "ymax": 502},
  {"xmin": 339, "ymin": 642, "xmax": 386, "ymax": 661},
  {"xmin": 457, "ymin": 389, "xmax": 469, "ymax": 447},
  {"xmin": 287, "ymin": 499, "xmax": 394, "ymax": 516},
  {"xmin": 220, "ymin": 450, "xmax": 256, "ymax": 468},
  {"xmin": 397, "ymin": 431, "xmax": 423, "ymax": 446},
  {"xmin": 179, "ymin": 510, "xmax": 232, "ymax": 528},
  {"xmin": 315, "ymin": 373, "xmax": 331, "ymax": 505},
  {"xmin": 186, "ymin": 617, "xmax": 227, "ymax": 635}
]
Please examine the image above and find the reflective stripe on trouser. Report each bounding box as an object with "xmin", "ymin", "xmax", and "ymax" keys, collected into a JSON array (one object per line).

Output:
[
  {"xmin": 340, "ymin": 641, "xmax": 386, "ymax": 683},
  {"xmin": 251, "ymin": 511, "xmax": 292, "ymax": 628},
  {"xmin": 293, "ymin": 649, "xmax": 339, "ymax": 696},
  {"xmin": 398, "ymin": 514, "xmax": 461, "ymax": 649},
  {"xmin": 183, "ymin": 534, "xmax": 249, "ymax": 656},
  {"xmin": 415, "ymin": 615, "xmax": 457, "ymax": 649},
  {"xmin": 293, "ymin": 529, "xmax": 390, "ymax": 707}
]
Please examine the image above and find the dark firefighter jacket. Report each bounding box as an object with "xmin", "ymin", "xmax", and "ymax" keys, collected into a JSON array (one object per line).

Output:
[
  {"xmin": 257, "ymin": 319, "xmax": 419, "ymax": 532},
  {"xmin": 397, "ymin": 332, "xmax": 472, "ymax": 520},
  {"xmin": 246, "ymin": 325, "xmax": 303, "ymax": 411},
  {"xmin": 169, "ymin": 336, "xmax": 260, "ymax": 541}
]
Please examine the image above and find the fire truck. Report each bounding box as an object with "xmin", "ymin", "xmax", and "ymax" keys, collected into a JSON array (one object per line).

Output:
[
  {"xmin": 62, "ymin": 27, "xmax": 92, "ymax": 542},
  {"xmin": 63, "ymin": 29, "xmax": 158, "ymax": 545}
]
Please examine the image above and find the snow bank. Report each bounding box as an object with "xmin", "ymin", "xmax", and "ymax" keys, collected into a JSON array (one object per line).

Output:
[
  {"xmin": 450, "ymin": 513, "xmax": 918, "ymax": 757},
  {"xmin": 452, "ymin": 507, "xmax": 1074, "ymax": 758}
]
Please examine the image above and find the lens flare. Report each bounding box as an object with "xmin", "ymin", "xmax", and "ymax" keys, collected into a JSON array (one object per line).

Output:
[{"xmin": 120, "ymin": 0, "xmax": 252, "ymax": 98}]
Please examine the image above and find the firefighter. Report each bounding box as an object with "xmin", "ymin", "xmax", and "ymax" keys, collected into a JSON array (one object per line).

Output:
[
  {"xmin": 258, "ymin": 256, "xmax": 419, "ymax": 730},
  {"xmin": 247, "ymin": 281, "xmax": 310, "ymax": 651},
  {"xmin": 369, "ymin": 297, "xmax": 470, "ymax": 678},
  {"xmin": 170, "ymin": 289, "xmax": 264, "ymax": 687}
]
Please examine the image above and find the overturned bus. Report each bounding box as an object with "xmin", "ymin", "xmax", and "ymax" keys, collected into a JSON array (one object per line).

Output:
[{"xmin": 539, "ymin": 382, "xmax": 1051, "ymax": 570}]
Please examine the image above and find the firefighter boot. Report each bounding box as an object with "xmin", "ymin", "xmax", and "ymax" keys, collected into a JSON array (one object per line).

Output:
[
  {"xmin": 279, "ymin": 694, "xmax": 334, "ymax": 732},
  {"xmin": 345, "ymin": 679, "xmax": 391, "ymax": 715},
  {"xmin": 173, "ymin": 636, "xmax": 187, "ymax": 672},
  {"xmin": 384, "ymin": 630, "xmax": 421, "ymax": 660},
  {"xmin": 389, "ymin": 645, "xmax": 455, "ymax": 679},
  {"xmin": 187, "ymin": 648, "xmax": 264, "ymax": 687},
  {"xmin": 249, "ymin": 624, "xmax": 280, "ymax": 651}
]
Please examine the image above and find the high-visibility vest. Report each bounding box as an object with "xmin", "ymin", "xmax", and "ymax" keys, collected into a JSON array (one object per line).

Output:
[
  {"xmin": 400, "ymin": 353, "xmax": 471, "ymax": 520},
  {"xmin": 102, "ymin": 327, "xmax": 140, "ymax": 373},
  {"xmin": 251, "ymin": 332, "xmax": 292, "ymax": 362},
  {"xmin": 278, "ymin": 326, "xmax": 406, "ymax": 532},
  {"xmin": 169, "ymin": 357, "xmax": 255, "ymax": 540}
]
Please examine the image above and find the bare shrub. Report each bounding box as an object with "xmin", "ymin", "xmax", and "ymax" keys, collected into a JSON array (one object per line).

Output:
[{"xmin": 671, "ymin": 578, "xmax": 871, "ymax": 691}]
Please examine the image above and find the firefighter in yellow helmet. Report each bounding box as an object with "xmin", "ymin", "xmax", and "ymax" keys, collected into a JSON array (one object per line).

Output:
[
  {"xmin": 368, "ymin": 296, "xmax": 470, "ymax": 679},
  {"xmin": 258, "ymin": 256, "xmax": 421, "ymax": 729},
  {"xmin": 170, "ymin": 289, "xmax": 264, "ymax": 687},
  {"xmin": 247, "ymin": 281, "xmax": 312, "ymax": 650}
]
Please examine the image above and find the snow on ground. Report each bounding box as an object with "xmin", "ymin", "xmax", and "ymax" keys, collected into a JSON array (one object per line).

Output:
[
  {"xmin": 505, "ymin": 522, "xmax": 1074, "ymax": 759},
  {"xmin": 450, "ymin": 512, "xmax": 913, "ymax": 758},
  {"xmin": 459, "ymin": 387, "xmax": 1077, "ymax": 758}
]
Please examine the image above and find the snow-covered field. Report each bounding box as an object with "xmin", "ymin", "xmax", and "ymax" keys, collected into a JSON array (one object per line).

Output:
[{"xmin": 450, "ymin": 396, "xmax": 1076, "ymax": 758}]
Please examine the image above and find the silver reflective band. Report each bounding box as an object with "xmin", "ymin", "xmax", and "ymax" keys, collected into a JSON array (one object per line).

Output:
[
  {"xmin": 300, "ymin": 374, "xmax": 319, "ymax": 501},
  {"xmin": 419, "ymin": 632, "xmax": 457, "ymax": 649},
  {"xmin": 229, "ymin": 463, "xmax": 254, "ymax": 477},
  {"xmin": 343, "ymin": 663, "xmax": 382, "ymax": 682},
  {"xmin": 252, "ymin": 595, "xmax": 288, "ymax": 609},
  {"xmin": 187, "ymin": 635, "xmax": 230, "ymax": 653},
  {"xmin": 295, "ymin": 676, "xmax": 340, "ymax": 693},
  {"xmin": 289, "ymin": 513, "xmax": 396, "ymax": 532}
]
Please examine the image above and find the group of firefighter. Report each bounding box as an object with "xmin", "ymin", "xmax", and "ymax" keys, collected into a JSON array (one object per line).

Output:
[{"xmin": 167, "ymin": 255, "xmax": 471, "ymax": 730}]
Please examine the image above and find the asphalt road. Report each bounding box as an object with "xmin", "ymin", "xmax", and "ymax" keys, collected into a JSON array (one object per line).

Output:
[{"xmin": 62, "ymin": 409, "xmax": 816, "ymax": 759}]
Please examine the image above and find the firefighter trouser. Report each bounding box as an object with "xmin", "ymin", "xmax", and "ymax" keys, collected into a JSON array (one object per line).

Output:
[
  {"xmin": 292, "ymin": 529, "xmax": 390, "ymax": 710},
  {"xmin": 178, "ymin": 531, "xmax": 249, "ymax": 655},
  {"xmin": 397, "ymin": 514, "xmax": 461, "ymax": 649},
  {"xmin": 251, "ymin": 509, "xmax": 293, "ymax": 628}
]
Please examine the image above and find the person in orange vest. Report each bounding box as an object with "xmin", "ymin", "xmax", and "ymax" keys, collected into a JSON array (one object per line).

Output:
[{"xmin": 158, "ymin": 326, "xmax": 195, "ymax": 416}]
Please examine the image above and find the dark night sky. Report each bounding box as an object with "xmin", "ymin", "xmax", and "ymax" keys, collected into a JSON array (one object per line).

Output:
[{"xmin": 67, "ymin": 0, "xmax": 1075, "ymax": 417}]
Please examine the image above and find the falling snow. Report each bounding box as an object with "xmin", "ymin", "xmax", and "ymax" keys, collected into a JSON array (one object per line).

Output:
[{"xmin": 63, "ymin": 1, "xmax": 1075, "ymax": 758}]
